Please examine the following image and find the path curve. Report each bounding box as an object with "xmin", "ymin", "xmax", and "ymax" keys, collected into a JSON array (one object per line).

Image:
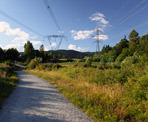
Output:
[{"xmin": 0, "ymin": 71, "xmax": 93, "ymax": 122}]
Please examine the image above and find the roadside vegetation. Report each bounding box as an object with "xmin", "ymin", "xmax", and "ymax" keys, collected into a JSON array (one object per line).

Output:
[
  {"xmin": 0, "ymin": 48, "xmax": 19, "ymax": 108},
  {"xmin": 0, "ymin": 63, "xmax": 18, "ymax": 108},
  {"xmin": 24, "ymin": 29, "xmax": 148, "ymax": 122}
]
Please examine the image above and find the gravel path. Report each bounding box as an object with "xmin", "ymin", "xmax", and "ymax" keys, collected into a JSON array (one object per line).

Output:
[{"xmin": 0, "ymin": 71, "xmax": 93, "ymax": 122}]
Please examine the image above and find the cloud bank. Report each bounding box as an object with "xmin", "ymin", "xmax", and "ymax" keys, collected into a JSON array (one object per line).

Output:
[
  {"xmin": 68, "ymin": 44, "xmax": 84, "ymax": 52},
  {"xmin": 71, "ymin": 12, "xmax": 109, "ymax": 41},
  {"xmin": 0, "ymin": 21, "xmax": 42, "ymax": 52}
]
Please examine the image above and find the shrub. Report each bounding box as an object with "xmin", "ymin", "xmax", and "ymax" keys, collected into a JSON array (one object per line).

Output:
[
  {"xmin": 36, "ymin": 63, "xmax": 62, "ymax": 71},
  {"xmin": 0, "ymin": 64, "xmax": 18, "ymax": 107},
  {"xmin": 27, "ymin": 58, "xmax": 41, "ymax": 69},
  {"xmin": 118, "ymin": 73, "xmax": 148, "ymax": 121},
  {"xmin": 84, "ymin": 57, "xmax": 92, "ymax": 67}
]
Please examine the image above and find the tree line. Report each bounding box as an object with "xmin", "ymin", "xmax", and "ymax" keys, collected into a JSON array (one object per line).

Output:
[
  {"xmin": 88, "ymin": 29, "xmax": 148, "ymax": 65},
  {"xmin": 0, "ymin": 48, "xmax": 19, "ymax": 62},
  {"xmin": 1, "ymin": 29, "xmax": 147, "ymax": 64}
]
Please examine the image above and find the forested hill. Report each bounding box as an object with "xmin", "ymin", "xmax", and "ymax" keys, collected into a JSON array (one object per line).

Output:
[
  {"xmin": 46, "ymin": 50, "xmax": 95, "ymax": 59},
  {"xmin": 20, "ymin": 49, "xmax": 94, "ymax": 59}
]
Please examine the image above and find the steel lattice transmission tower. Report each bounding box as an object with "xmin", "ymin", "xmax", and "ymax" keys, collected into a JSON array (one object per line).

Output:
[
  {"xmin": 46, "ymin": 35, "xmax": 65, "ymax": 50},
  {"xmin": 95, "ymin": 27, "xmax": 100, "ymax": 52}
]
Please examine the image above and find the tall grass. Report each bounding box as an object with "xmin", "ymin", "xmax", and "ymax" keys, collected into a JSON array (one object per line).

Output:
[
  {"xmin": 25, "ymin": 63, "xmax": 148, "ymax": 121},
  {"xmin": 0, "ymin": 64, "xmax": 18, "ymax": 108}
]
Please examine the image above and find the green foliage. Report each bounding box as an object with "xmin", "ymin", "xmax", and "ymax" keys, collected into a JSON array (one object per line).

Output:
[
  {"xmin": 92, "ymin": 53, "xmax": 100, "ymax": 62},
  {"xmin": 100, "ymin": 53, "xmax": 109, "ymax": 66},
  {"xmin": 24, "ymin": 41, "xmax": 34, "ymax": 62},
  {"xmin": 0, "ymin": 47, "xmax": 19, "ymax": 62},
  {"xmin": 27, "ymin": 58, "xmax": 41, "ymax": 69},
  {"xmin": 137, "ymin": 34, "xmax": 148, "ymax": 55},
  {"xmin": 84, "ymin": 57, "xmax": 92, "ymax": 67},
  {"xmin": 116, "ymin": 48, "xmax": 130, "ymax": 63},
  {"xmin": 101, "ymin": 45, "xmax": 112, "ymax": 54},
  {"xmin": 6, "ymin": 48, "xmax": 19, "ymax": 61},
  {"xmin": 39, "ymin": 44, "xmax": 44, "ymax": 52},
  {"xmin": 24, "ymin": 29, "xmax": 148, "ymax": 122},
  {"xmin": 0, "ymin": 47, "xmax": 5, "ymax": 62},
  {"xmin": 118, "ymin": 72, "xmax": 148, "ymax": 121},
  {"xmin": 0, "ymin": 64, "xmax": 18, "ymax": 107},
  {"xmin": 129, "ymin": 29, "xmax": 139, "ymax": 42},
  {"xmin": 26, "ymin": 60, "xmax": 148, "ymax": 122},
  {"xmin": 36, "ymin": 63, "xmax": 62, "ymax": 71}
]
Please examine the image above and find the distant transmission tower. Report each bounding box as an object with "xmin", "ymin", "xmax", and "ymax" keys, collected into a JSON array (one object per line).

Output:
[
  {"xmin": 95, "ymin": 27, "xmax": 100, "ymax": 52},
  {"xmin": 47, "ymin": 35, "xmax": 65, "ymax": 50}
]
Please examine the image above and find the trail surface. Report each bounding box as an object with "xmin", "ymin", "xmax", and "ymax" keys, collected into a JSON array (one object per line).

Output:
[{"xmin": 0, "ymin": 71, "xmax": 93, "ymax": 122}]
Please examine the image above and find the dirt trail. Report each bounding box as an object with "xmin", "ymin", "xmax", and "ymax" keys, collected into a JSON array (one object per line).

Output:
[{"xmin": 0, "ymin": 71, "xmax": 93, "ymax": 122}]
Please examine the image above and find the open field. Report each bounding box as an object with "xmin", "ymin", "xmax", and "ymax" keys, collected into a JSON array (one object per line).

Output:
[{"xmin": 25, "ymin": 62, "xmax": 148, "ymax": 122}]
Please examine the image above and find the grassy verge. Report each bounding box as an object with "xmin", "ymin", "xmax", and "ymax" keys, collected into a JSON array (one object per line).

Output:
[
  {"xmin": 25, "ymin": 67, "xmax": 123, "ymax": 122},
  {"xmin": 0, "ymin": 64, "xmax": 18, "ymax": 108},
  {"xmin": 25, "ymin": 62, "xmax": 148, "ymax": 122}
]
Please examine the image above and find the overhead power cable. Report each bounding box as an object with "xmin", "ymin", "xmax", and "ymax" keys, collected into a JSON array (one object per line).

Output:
[
  {"xmin": 110, "ymin": 20, "xmax": 148, "ymax": 41},
  {"xmin": 117, "ymin": 0, "xmax": 147, "ymax": 24},
  {"xmin": 118, "ymin": 3, "xmax": 148, "ymax": 25},
  {"xmin": 42, "ymin": 0, "xmax": 69, "ymax": 50},
  {"xmin": 43, "ymin": 0, "xmax": 61, "ymax": 32},
  {"xmin": 112, "ymin": 0, "xmax": 131, "ymax": 19},
  {"xmin": 0, "ymin": 9, "xmax": 44, "ymax": 37}
]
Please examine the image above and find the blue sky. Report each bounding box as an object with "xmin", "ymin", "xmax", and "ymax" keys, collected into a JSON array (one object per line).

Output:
[{"xmin": 0, "ymin": 0, "xmax": 148, "ymax": 52}]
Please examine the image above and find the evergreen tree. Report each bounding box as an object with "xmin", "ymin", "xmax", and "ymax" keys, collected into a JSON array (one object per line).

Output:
[
  {"xmin": 6, "ymin": 48, "xmax": 19, "ymax": 61},
  {"xmin": 129, "ymin": 29, "xmax": 139, "ymax": 55},
  {"xmin": 0, "ymin": 47, "xmax": 5, "ymax": 62},
  {"xmin": 39, "ymin": 44, "xmax": 44, "ymax": 52},
  {"xmin": 129, "ymin": 29, "xmax": 139, "ymax": 43},
  {"xmin": 24, "ymin": 41, "xmax": 34, "ymax": 62},
  {"xmin": 39, "ymin": 44, "xmax": 45, "ymax": 61}
]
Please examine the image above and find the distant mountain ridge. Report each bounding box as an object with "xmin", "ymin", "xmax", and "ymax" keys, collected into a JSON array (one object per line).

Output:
[
  {"xmin": 20, "ymin": 50, "xmax": 95, "ymax": 59},
  {"xmin": 47, "ymin": 50, "xmax": 95, "ymax": 59}
]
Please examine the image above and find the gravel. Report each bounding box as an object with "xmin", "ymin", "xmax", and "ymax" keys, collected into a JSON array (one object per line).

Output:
[{"xmin": 0, "ymin": 71, "xmax": 94, "ymax": 122}]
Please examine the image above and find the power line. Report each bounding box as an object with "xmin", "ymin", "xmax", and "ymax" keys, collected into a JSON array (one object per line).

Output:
[
  {"xmin": 117, "ymin": 0, "xmax": 146, "ymax": 23},
  {"xmin": 43, "ymin": 0, "xmax": 61, "ymax": 32},
  {"xmin": 111, "ymin": 0, "xmax": 131, "ymax": 19},
  {"xmin": 118, "ymin": 3, "xmax": 148, "ymax": 26},
  {"xmin": 42, "ymin": 0, "xmax": 69, "ymax": 50},
  {"xmin": 109, "ymin": 1, "xmax": 148, "ymax": 41},
  {"xmin": 0, "ymin": 9, "xmax": 44, "ymax": 37},
  {"xmin": 109, "ymin": 20, "xmax": 148, "ymax": 41},
  {"xmin": 118, "ymin": 0, "xmax": 146, "ymax": 22}
]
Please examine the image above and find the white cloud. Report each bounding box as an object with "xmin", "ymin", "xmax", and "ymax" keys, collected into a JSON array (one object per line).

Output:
[
  {"xmin": 71, "ymin": 12, "xmax": 109, "ymax": 41},
  {"xmin": 71, "ymin": 30, "xmax": 95, "ymax": 40},
  {"xmin": 3, "ymin": 43, "xmax": 24, "ymax": 52},
  {"xmin": 45, "ymin": 46, "xmax": 49, "ymax": 51},
  {"xmin": 94, "ymin": 34, "xmax": 108, "ymax": 40},
  {"xmin": 50, "ymin": 42, "xmax": 57, "ymax": 48},
  {"xmin": 3, "ymin": 40, "xmax": 43, "ymax": 52},
  {"xmin": 43, "ymin": 43, "xmax": 57, "ymax": 51},
  {"xmin": 89, "ymin": 12, "xmax": 109, "ymax": 25},
  {"xmin": 30, "ymin": 41, "xmax": 42, "ymax": 45},
  {"xmin": 71, "ymin": 29, "xmax": 108, "ymax": 41},
  {"xmin": 0, "ymin": 21, "xmax": 30, "ymax": 42},
  {"xmin": 68, "ymin": 44, "xmax": 84, "ymax": 52},
  {"xmin": 0, "ymin": 21, "xmax": 43, "ymax": 52}
]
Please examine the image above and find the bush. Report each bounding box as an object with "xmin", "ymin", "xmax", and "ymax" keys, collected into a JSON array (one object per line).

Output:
[
  {"xmin": 36, "ymin": 63, "xmax": 62, "ymax": 71},
  {"xmin": 27, "ymin": 58, "xmax": 41, "ymax": 69},
  {"xmin": 0, "ymin": 64, "xmax": 18, "ymax": 107},
  {"xmin": 118, "ymin": 73, "xmax": 148, "ymax": 121},
  {"xmin": 84, "ymin": 57, "xmax": 92, "ymax": 67}
]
